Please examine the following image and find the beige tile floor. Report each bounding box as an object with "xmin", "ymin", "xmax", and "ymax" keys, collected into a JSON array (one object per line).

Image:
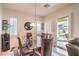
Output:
[{"xmin": 52, "ymin": 47, "xmax": 68, "ymax": 56}]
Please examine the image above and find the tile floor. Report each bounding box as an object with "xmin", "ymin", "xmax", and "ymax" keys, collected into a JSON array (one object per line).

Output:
[{"xmin": 52, "ymin": 47, "xmax": 68, "ymax": 56}]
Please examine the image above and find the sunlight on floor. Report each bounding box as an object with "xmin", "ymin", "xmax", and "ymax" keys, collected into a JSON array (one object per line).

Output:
[{"xmin": 52, "ymin": 47, "xmax": 68, "ymax": 56}]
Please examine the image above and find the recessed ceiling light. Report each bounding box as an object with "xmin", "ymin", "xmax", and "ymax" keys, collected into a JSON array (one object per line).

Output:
[{"xmin": 44, "ymin": 4, "xmax": 50, "ymax": 8}]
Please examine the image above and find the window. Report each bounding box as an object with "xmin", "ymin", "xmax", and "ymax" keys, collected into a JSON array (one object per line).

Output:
[
  {"xmin": 9, "ymin": 17, "xmax": 17, "ymax": 36},
  {"xmin": 36, "ymin": 21, "xmax": 52, "ymax": 48},
  {"xmin": 57, "ymin": 16, "xmax": 69, "ymax": 49},
  {"xmin": 44, "ymin": 21, "xmax": 52, "ymax": 33},
  {"xmin": 36, "ymin": 21, "xmax": 42, "ymax": 48}
]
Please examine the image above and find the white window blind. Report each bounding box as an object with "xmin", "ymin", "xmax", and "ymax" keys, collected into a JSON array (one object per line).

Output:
[
  {"xmin": 36, "ymin": 21, "xmax": 42, "ymax": 48},
  {"xmin": 44, "ymin": 21, "xmax": 52, "ymax": 33},
  {"xmin": 9, "ymin": 17, "xmax": 17, "ymax": 36}
]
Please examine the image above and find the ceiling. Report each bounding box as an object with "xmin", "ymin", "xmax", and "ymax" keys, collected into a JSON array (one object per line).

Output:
[{"xmin": 2, "ymin": 3, "xmax": 69, "ymax": 17}]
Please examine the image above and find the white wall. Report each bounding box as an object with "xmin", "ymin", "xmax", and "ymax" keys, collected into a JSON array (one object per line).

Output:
[
  {"xmin": 0, "ymin": 4, "xmax": 2, "ymax": 54},
  {"xmin": 44, "ymin": 4, "xmax": 79, "ymax": 40}
]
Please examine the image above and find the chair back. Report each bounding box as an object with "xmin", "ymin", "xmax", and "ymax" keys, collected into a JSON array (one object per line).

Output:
[{"xmin": 17, "ymin": 37, "xmax": 23, "ymax": 56}]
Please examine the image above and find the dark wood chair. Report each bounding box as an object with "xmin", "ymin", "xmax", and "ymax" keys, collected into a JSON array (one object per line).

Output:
[
  {"xmin": 17, "ymin": 37, "xmax": 41, "ymax": 56},
  {"xmin": 17, "ymin": 37, "xmax": 34, "ymax": 56}
]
